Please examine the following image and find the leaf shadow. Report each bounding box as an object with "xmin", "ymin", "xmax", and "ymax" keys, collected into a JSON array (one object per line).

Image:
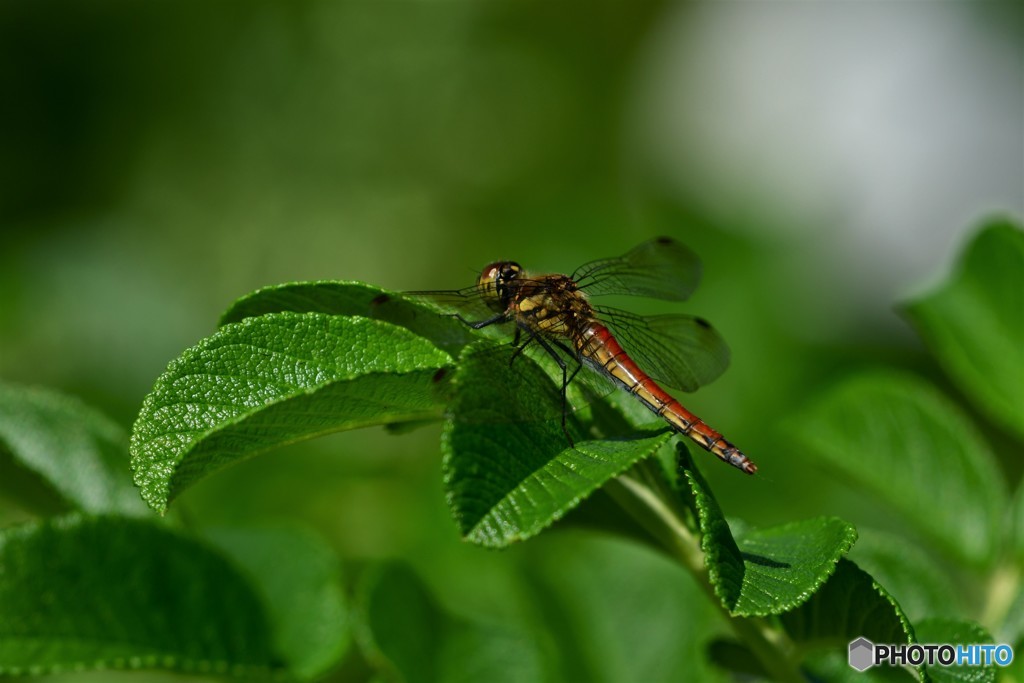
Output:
[{"xmin": 740, "ymin": 553, "xmax": 791, "ymax": 570}]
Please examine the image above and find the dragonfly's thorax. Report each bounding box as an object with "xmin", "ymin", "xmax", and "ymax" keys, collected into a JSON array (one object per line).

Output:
[{"xmin": 508, "ymin": 273, "xmax": 595, "ymax": 340}]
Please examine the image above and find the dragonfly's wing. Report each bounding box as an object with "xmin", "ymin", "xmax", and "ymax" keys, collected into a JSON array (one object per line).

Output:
[
  {"xmin": 571, "ymin": 237, "xmax": 702, "ymax": 301},
  {"xmin": 595, "ymin": 307, "xmax": 730, "ymax": 392},
  {"xmin": 402, "ymin": 285, "xmax": 494, "ymax": 320}
]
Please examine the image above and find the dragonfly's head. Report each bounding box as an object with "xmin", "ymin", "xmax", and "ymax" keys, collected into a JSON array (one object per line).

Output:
[{"xmin": 477, "ymin": 261, "xmax": 522, "ymax": 312}]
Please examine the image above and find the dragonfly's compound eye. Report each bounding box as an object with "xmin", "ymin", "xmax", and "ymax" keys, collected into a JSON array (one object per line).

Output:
[
  {"xmin": 477, "ymin": 261, "xmax": 522, "ymax": 310},
  {"xmin": 500, "ymin": 263, "xmax": 521, "ymax": 282},
  {"xmin": 477, "ymin": 263, "xmax": 501, "ymax": 290}
]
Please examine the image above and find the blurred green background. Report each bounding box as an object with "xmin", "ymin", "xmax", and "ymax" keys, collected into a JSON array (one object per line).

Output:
[{"xmin": 1, "ymin": 2, "xmax": 1021, "ymax": 681}]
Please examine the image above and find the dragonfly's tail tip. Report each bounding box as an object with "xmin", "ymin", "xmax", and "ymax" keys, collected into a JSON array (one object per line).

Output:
[
  {"xmin": 721, "ymin": 444, "xmax": 757, "ymax": 475},
  {"xmin": 716, "ymin": 444, "xmax": 757, "ymax": 475},
  {"xmin": 695, "ymin": 435, "xmax": 757, "ymax": 475},
  {"xmin": 726, "ymin": 449, "xmax": 757, "ymax": 474}
]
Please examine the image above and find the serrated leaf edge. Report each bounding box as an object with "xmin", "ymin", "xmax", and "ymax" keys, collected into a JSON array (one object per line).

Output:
[
  {"xmin": 130, "ymin": 313, "xmax": 453, "ymax": 512},
  {"xmin": 447, "ymin": 426, "xmax": 672, "ymax": 548},
  {"xmin": 727, "ymin": 517, "xmax": 859, "ymax": 617}
]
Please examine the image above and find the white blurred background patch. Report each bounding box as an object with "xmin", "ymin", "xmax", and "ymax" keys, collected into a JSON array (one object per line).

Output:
[{"xmin": 632, "ymin": 2, "xmax": 1023, "ymax": 336}]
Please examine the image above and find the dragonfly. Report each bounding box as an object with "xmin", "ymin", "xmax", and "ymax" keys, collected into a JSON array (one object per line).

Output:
[{"xmin": 408, "ymin": 237, "xmax": 757, "ymax": 475}]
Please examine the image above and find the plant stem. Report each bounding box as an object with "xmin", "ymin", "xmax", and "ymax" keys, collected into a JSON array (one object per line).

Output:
[{"xmin": 606, "ymin": 460, "xmax": 805, "ymax": 683}]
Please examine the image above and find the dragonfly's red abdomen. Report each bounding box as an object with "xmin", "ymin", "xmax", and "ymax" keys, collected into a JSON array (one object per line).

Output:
[{"xmin": 581, "ymin": 323, "xmax": 757, "ymax": 475}]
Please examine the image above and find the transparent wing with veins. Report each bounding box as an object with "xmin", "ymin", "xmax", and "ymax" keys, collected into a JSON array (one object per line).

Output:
[
  {"xmin": 403, "ymin": 236, "xmax": 727, "ymax": 392},
  {"xmin": 402, "ymin": 284, "xmax": 496, "ymax": 320},
  {"xmin": 592, "ymin": 307, "xmax": 729, "ymax": 392},
  {"xmin": 572, "ymin": 236, "xmax": 702, "ymax": 301}
]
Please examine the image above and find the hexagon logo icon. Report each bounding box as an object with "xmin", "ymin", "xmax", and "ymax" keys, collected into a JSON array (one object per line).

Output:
[{"xmin": 848, "ymin": 637, "xmax": 875, "ymax": 672}]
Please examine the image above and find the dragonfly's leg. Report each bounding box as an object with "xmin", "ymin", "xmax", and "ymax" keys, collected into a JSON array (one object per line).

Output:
[
  {"xmin": 555, "ymin": 342, "xmax": 584, "ymax": 442},
  {"xmin": 532, "ymin": 335, "xmax": 577, "ymax": 448},
  {"xmin": 550, "ymin": 339, "xmax": 583, "ymax": 387},
  {"xmin": 449, "ymin": 312, "xmax": 507, "ymax": 329},
  {"xmin": 509, "ymin": 330, "xmax": 535, "ymax": 367}
]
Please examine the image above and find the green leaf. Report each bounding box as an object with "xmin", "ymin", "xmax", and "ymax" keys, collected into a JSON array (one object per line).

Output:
[
  {"xmin": 780, "ymin": 559, "xmax": 916, "ymax": 654},
  {"xmin": 130, "ymin": 313, "xmax": 452, "ymax": 513},
  {"xmin": 443, "ymin": 343, "xmax": 672, "ymax": 547},
  {"xmin": 788, "ymin": 371, "xmax": 1006, "ymax": 568},
  {"xmin": 220, "ymin": 281, "xmax": 384, "ymax": 324},
  {"xmin": 202, "ymin": 525, "xmax": 348, "ymax": 681},
  {"xmin": 358, "ymin": 562, "xmax": 543, "ymax": 683},
  {"xmin": 781, "ymin": 560, "xmax": 922, "ymax": 680},
  {"xmin": 525, "ymin": 532, "xmax": 728, "ymax": 683},
  {"xmin": 848, "ymin": 529, "xmax": 963, "ymax": 623},
  {"xmin": 219, "ymin": 281, "xmax": 477, "ymax": 354},
  {"xmin": 0, "ymin": 515, "xmax": 279, "ymax": 678},
  {"xmin": 903, "ymin": 219, "xmax": 1024, "ymax": 439},
  {"xmin": 677, "ymin": 447, "xmax": 858, "ymax": 616},
  {"xmin": 0, "ymin": 383, "xmax": 147, "ymax": 517},
  {"xmin": 916, "ymin": 618, "xmax": 995, "ymax": 683},
  {"xmin": 731, "ymin": 518, "xmax": 859, "ymax": 616}
]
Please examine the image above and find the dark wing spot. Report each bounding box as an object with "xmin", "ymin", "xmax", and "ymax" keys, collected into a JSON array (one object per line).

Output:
[
  {"xmin": 655, "ymin": 236, "xmax": 674, "ymax": 245},
  {"xmin": 432, "ymin": 368, "xmax": 449, "ymax": 384},
  {"xmin": 694, "ymin": 317, "xmax": 711, "ymax": 329},
  {"xmin": 371, "ymin": 293, "xmax": 391, "ymax": 305}
]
